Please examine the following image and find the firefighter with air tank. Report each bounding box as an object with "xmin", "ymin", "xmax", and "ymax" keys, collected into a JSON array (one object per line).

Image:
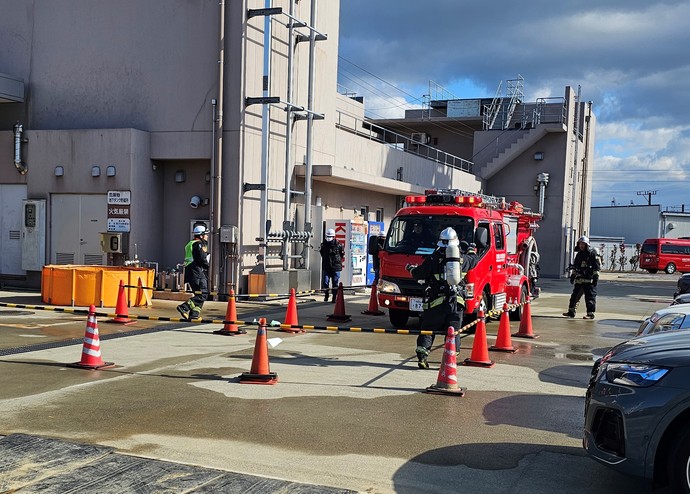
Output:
[{"xmin": 405, "ymin": 227, "xmax": 471, "ymax": 369}]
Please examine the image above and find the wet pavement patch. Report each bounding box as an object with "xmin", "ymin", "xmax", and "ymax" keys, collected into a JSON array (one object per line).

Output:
[{"xmin": 0, "ymin": 433, "xmax": 356, "ymax": 493}]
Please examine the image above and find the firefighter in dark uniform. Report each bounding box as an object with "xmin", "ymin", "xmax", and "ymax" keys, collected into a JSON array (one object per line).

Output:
[
  {"xmin": 406, "ymin": 227, "xmax": 468, "ymax": 369},
  {"xmin": 177, "ymin": 225, "xmax": 210, "ymax": 320},
  {"xmin": 563, "ymin": 235, "xmax": 601, "ymax": 319}
]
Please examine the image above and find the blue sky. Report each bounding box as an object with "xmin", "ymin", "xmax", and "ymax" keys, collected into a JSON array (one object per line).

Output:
[{"xmin": 337, "ymin": 1, "xmax": 690, "ymax": 210}]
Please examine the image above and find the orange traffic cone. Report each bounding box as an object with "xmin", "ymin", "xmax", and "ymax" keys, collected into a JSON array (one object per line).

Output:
[
  {"xmin": 327, "ymin": 283, "xmax": 351, "ymax": 322},
  {"xmin": 463, "ymin": 310, "xmax": 495, "ymax": 368},
  {"xmin": 490, "ymin": 303, "xmax": 517, "ymax": 353},
  {"xmin": 108, "ymin": 280, "xmax": 135, "ymax": 324},
  {"xmin": 68, "ymin": 305, "xmax": 115, "ymax": 369},
  {"xmin": 239, "ymin": 318, "xmax": 278, "ymax": 385},
  {"xmin": 214, "ymin": 289, "xmax": 247, "ymax": 336},
  {"xmin": 362, "ymin": 284, "xmax": 384, "ymax": 316},
  {"xmin": 135, "ymin": 277, "xmax": 152, "ymax": 307},
  {"xmin": 426, "ymin": 326, "xmax": 465, "ymax": 396},
  {"xmin": 280, "ymin": 288, "xmax": 303, "ymax": 333},
  {"xmin": 513, "ymin": 295, "xmax": 539, "ymax": 339}
]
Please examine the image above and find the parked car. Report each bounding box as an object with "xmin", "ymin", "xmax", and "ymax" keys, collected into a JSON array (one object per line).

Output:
[
  {"xmin": 636, "ymin": 304, "xmax": 690, "ymax": 336},
  {"xmin": 675, "ymin": 273, "xmax": 690, "ymax": 298},
  {"xmin": 584, "ymin": 331, "xmax": 690, "ymax": 492}
]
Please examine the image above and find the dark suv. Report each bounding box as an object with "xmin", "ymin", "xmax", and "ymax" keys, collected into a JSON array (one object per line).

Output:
[{"xmin": 584, "ymin": 331, "xmax": 690, "ymax": 491}]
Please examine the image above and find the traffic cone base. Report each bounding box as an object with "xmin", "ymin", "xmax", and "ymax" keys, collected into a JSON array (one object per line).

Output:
[
  {"xmin": 281, "ymin": 288, "xmax": 304, "ymax": 333},
  {"xmin": 215, "ymin": 289, "xmax": 247, "ymax": 336},
  {"xmin": 68, "ymin": 306, "xmax": 115, "ymax": 370},
  {"xmin": 425, "ymin": 326, "xmax": 465, "ymax": 396},
  {"xmin": 490, "ymin": 303, "xmax": 517, "ymax": 353},
  {"xmin": 239, "ymin": 318, "xmax": 278, "ymax": 385},
  {"xmin": 513, "ymin": 295, "xmax": 539, "ymax": 339},
  {"xmin": 327, "ymin": 283, "xmax": 352, "ymax": 322},
  {"xmin": 362, "ymin": 284, "xmax": 384, "ymax": 316},
  {"xmin": 108, "ymin": 279, "xmax": 136, "ymax": 325},
  {"xmin": 463, "ymin": 311, "xmax": 495, "ymax": 368}
]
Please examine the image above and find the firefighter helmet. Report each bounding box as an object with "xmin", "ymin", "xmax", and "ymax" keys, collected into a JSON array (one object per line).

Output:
[
  {"xmin": 577, "ymin": 235, "xmax": 590, "ymax": 246},
  {"xmin": 437, "ymin": 227, "xmax": 459, "ymax": 248},
  {"xmin": 325, "ymin": 228, "xmax": 336, "ymax": 239}
]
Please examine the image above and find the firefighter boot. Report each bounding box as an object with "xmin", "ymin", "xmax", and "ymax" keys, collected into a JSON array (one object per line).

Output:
[
  {"xmin": 416, "ymin": 346, "xmax": 430, "ymax": 369},
  {"xmin": 562, "ymin": 309, "xmax": 576, "ymax": 318},
  {"xmin": 323, "ymin": 290, "xmax": 329, "ymax": 302},
  {"xmin": 331, "ymin": 289, "xmax": 337, "ymax": 303},
  {"xmin": 189, "ymin": 307, "xmax": 201, "ymax": 320},
  {"xmin": 584, "ymin": 313, "xmax": 595, "ymax": 320},
  {"xmin": 176, "ymin": 302, "xmax": 191, "ymax": 320}
]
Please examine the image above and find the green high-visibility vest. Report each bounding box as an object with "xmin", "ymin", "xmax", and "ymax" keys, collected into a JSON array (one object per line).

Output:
[{"xmin": 184, "ymin": 239, "xmax": 198, "ymax": 266}]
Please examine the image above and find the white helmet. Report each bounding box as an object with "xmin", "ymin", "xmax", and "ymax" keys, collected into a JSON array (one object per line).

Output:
[
  {"xmin": 438, "ymin": 227, "xmax": 459, "ymax": 248},
  {"xmin": 193, "ymin": 225, "xmax": 208, "ymax": 236},
  {"xmin": 325, "ymin": 228, "xmax": 335, "ymax": 239},
  {"xmin": 577, "ymin": 235, "xmax": 590, "ymax": 245}
]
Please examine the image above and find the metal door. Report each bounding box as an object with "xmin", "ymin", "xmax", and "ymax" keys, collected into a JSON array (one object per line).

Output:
[
  {"xmin": 51, "ymin": 194, "xmax": 107, "ymax": 265},
  {"xmin": 0, "ymin": 184, "xmax": 27, "ymax": 275}
]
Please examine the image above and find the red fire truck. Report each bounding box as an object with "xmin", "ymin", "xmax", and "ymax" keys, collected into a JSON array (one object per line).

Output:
[{"xmin": 376, "ymin": 189, "xmax": 542, "ymax": 328}]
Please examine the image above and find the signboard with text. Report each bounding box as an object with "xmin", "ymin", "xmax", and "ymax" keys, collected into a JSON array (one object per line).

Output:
[{"xmin": 107, "ymin": 190, "xmax": 131, "ymax": 232}]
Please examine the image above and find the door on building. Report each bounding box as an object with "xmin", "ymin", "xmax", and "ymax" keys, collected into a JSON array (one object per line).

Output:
[
  {"xmin": 0, "ymin": 184, "xmax": 27, "ymax": 275},
  {"xmin": 51, "ymin": 194, "xmax": 107, "ymax": 265}
]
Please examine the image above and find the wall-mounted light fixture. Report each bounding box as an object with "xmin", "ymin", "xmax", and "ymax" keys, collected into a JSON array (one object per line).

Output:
[
  {"xmin": 55, "ymin": 166, "xmax": 64, "ymax": 177},
  {"xmin": 91, "ymin": 165, "xmax": 101, "ymax": 177},
  {"xmin": 106, "ymin": 165, "xmax": 116, "ymax": 177},
  {"xmin": 190, "ymin": 195, "xmax": 209, "ymax": 208},
  {"xmin": 175, "ymin": 170, "xmax": 186, "ymax": 183},
  {"xmin": 534, "ymin": 152, "xmax": 544, "ymax": 161}
]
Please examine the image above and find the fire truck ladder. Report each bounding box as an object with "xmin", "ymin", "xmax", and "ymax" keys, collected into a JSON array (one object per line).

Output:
[{"xmin": 432, "ymin": 189, "xmax": 506, "ymax": 208}]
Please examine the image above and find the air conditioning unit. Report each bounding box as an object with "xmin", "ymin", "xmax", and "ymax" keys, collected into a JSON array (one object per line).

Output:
[{"xmin": 411, "ymin": 132, "xmax": 428, "ymax": 144}]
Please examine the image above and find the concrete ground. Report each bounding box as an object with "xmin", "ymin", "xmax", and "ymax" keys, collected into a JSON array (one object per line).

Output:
[{"xmin": 0, "ymin": 271, "xmax": 679, "ymax": 493}]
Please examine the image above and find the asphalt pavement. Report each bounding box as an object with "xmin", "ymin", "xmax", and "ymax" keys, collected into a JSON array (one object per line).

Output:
[{"xmin": 0, "ymin": 271, "xmax": 679, "ymax": 493}]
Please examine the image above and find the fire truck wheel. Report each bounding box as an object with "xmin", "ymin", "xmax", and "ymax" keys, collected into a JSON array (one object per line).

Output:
[
  {"xmin": 389, "ymin": 309, "xmax": 409, "ymax": 328},
  {"xmin": 510, "ymin": 284, "xmax": 529, "ymax": 321}
]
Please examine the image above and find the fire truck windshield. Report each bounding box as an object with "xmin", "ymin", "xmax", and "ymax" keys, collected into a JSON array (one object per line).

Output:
[{"xmin": 385, "ymin": 216, "xmax": 475, "ymax": 255}]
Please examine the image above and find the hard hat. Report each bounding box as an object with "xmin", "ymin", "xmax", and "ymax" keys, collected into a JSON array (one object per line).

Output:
[
  {"xmin": 577, "ymin": 235, "xmax": 590, "ymax": 245},
  {"xmin": 193, "ymin": 225, "xmax": 208, "ymax": 236},
  {"xmin": 325, "ymin": 228, "xmax": 335, "ymax": 238},
  {"xmin": 438, "ymin": 227, "xmax": 459, "ymax": 248}
]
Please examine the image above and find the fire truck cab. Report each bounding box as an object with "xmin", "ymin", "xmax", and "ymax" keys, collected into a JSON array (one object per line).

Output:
[{"xmin": 376, "ymin": 189, "xmax": 541, "ymax": 328}]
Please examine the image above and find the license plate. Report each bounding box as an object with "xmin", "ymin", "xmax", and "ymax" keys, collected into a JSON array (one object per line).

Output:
[{"xmin": 409, "ymin": 297, "xmax": 423, "ymax": 312}]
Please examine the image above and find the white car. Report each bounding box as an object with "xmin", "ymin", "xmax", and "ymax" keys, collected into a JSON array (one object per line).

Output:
[{"xmin": 636, "ymin": 304, "xmax": 690, "ymax": 336}]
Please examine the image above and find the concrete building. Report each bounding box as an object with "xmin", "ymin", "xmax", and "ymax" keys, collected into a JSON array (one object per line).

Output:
[{"xmin": 0, "ymin": 0, "xmax": 593, "ymax": 294}]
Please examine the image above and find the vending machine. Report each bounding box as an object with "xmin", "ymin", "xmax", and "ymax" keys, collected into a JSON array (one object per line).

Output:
[
  {"xmin": 325, "ymin": 218, "xmax": 368, "ymax": 287},
  {"xmin": 366, "ymin": 221, "xmax": 385, "ymax": 286}
]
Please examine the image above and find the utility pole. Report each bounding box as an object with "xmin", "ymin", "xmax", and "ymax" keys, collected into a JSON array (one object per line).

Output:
[{"xmin": 636, "ymin": 190, "xmax": 657, "ymax": 206}]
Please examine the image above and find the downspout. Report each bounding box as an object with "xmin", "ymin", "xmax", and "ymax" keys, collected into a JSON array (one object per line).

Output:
[
  {"xmin": 282, "ymin": 0, "xmax": 296, "ymax": 271},
  {"xmin": 211, "ymin": 0, "xmax": 226, "ymax": 293},
  {"xmin": 578, "ymin": 101, "xmax": 593, "ymax": 233},
  {"xmin": 258, "ymin": 0, "xmax": 273, "ymax": 274},
  {"xmin": 13, "ymin": 123, "xmax": 28, "ymax": 175},
  {"xmin": 566, "ymin": 86, "xmax": 581, "ymax": 270},
  {"xmin": 303, "ymin": 0, "xmax": 317, "ymax": 270}
]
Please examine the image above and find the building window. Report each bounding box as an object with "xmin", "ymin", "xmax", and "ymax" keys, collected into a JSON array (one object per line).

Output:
[{"xmin": 376, "ymin": 208, "xmax": 384, "ymax": 222}]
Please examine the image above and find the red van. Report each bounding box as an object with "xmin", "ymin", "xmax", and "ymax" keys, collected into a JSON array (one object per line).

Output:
[{"xmin": 639, "ymin": 238, "xmax": 690, "ymax": 274}]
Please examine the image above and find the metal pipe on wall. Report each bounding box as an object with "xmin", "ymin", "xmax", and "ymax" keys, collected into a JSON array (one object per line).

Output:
[
  {"xmin": 210, "ymin": 1, "xmax": 226, "ymax": 293},
  {"xmin": 258, "ymin": 0, "xmax": 273, "ymax": 275},
  {"xmin": 303, "ymin": 0, "xmax": 318, "ymax": 271},
  {"xmin": 282, "ymin": 0, "xmax": 296, "ymax": 271}
]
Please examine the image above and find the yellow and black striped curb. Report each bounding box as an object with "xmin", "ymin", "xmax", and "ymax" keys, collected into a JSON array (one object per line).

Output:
[{"xmin": 0, "ymin": 301, "xmax": 524, "ymax": 336}]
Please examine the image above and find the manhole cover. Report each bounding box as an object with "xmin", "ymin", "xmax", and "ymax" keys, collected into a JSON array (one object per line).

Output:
[{"xmin": 0, "ymin": 310, "xmax": 34, "ymax": 316}]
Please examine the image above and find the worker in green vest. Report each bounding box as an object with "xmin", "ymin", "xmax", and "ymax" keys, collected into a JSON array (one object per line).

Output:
[{"xmin": 177, "ymin": 225, "xmax": 210, "ymax": 320}]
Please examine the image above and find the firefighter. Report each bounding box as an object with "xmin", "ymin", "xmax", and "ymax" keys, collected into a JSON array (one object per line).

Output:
[
  {"xmin": 406, "ymin": 227, "xmax": 467, "ymax": 369},
  {"xmin": 563, "ymin": 235, "xmax": 601, "ymax": 319},
  {"xmin": 177, "ymin": 225, "xmax": 210, "ymax": 320}
]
